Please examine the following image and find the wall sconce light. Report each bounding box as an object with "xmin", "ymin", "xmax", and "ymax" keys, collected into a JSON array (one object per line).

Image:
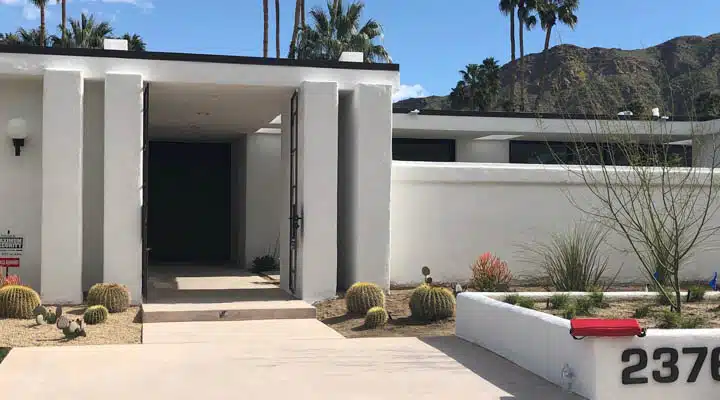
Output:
[{"xmin": 7, "ymin": 118, "xmax": 28, "ymax": 156}]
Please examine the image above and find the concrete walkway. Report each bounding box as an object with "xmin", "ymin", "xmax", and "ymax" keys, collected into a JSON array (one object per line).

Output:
[{"xmin": 0, "ymin": 336, "xmax": 582, "ymax": 399}]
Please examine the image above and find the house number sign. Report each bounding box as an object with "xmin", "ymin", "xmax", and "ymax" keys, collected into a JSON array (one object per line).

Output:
[{"xmin": 621, "ymin": 347, "xmax": 720, "ymax": 385}]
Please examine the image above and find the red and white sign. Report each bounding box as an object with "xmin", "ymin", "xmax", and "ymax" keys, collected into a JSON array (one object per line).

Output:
[{"xmin": 0, "ymin": 258, "xmax": 19, "ymax": 268}]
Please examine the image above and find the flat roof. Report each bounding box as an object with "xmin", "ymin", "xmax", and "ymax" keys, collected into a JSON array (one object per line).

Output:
[
  {"xmin": 0, "ymin": 45, "xmax": 400, "ymax": 72},
  {"xmin": 392, "ymin": 107, "xmax": 714, "ymax": 122}
]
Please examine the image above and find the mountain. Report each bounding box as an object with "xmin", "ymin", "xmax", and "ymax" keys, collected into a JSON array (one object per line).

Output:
[{"xmin": 395, "ymin": 34, "xmax": 720, "ymax": 116}]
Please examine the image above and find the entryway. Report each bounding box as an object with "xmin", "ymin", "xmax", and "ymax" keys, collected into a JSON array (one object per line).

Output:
[{"xmin": 147, "ymin": 141, "xmax": 232, "ymax": 264}]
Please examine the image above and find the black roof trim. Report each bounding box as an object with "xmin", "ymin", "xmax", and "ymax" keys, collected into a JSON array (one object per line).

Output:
[
  {"xmin": 0, "ymin": 45, "xmax": 400, "ymax": 72},
  {"xmin": 392, "ymin": 107, "xmax": 713, "ymax": 122}
]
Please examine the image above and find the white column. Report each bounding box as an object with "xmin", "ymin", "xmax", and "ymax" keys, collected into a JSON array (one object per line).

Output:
[
  {"xmin": 342, "ymin": 84, "xmax": 393, "ymax": 289},
  {"xmin": 41, "ymin": 69, "xmax": 84, "ymax": 304},
  {"xmin": 279, "ymin": 101, "xmax": 291, "ymax": 293},
  {"xmin": 103, "ymin": 73, "xmax": 143, "ymax": 303},
  {"xmin": 456, "ymin": 139, "xmax": 510, "ymax": 163},
  {"xmin": 297, "ymin": 81, "xmax": 339, "ymax": 301}
]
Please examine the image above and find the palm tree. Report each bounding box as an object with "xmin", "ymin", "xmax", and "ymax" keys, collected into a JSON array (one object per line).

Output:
[
  {"xmin": 17, "ymin": 28, "xmax": 48, "ymax": 46},
  {"xmin": 275, "ymin": 0, "xmax": 280, "ymax": 58},
  {"xmin": 30, "ymin": 0, "xmax": 49, "ymax": 46},
  {"xmin": 516, "ymin": 0, "xmax": 537, "ymax": 111},
  {"xmin": 56, "ymin": 0, "xmax": 67, "ymax": 46},
  {"xmin": 449, "ymin": 58, "xmax": 501, "ymax": 112},
  {"xmin": 499, "ymin": 0, "xmax": 518, "ymax": 110},
  {"xmin": 52, "ymin": 13, "xmax": 113, "ymax": 49},
  {"xmin": 295, "ymin": 0, "xmax": 391, "ymax": 63},
  {"xmin": 289, "ymin": 0, "xmax": 302, "ymax": 58},
  {"xmin": 0, "ymin": 32, "xmax": 21, "ymax": 46},
  {"xmin": 263, "ymin": 0, "xmax": 269, "ymax": 57},
  {"xmin": 120, "ymin": 33, "xmax": 146, "ymax": 51},
  {"xmin": 537, "ymin": 0, "xmax": 578, "ymax": 52}
]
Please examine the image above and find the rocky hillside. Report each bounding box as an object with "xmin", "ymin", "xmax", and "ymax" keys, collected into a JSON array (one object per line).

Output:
[{"xmin": 396, "ymin": 34, "xmax": 720, "ymax": 116}]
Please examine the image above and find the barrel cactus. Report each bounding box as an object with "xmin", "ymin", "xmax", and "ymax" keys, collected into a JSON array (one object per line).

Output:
[
  {"xmin": 0, "ymin": 285, "xmax": 41, "ymax": 319},
  {"xmin": 87, "ymin": 283, "xmax": 130, "ymax": 313},
  {"xmin": 83, "ymin": 305, "xmax": 108, "ymax": 325},
  {"xmin": 409, "ymin": 284, "xmax": 456, "ymax": 322},
  {"xmin": 345, "ymin": 282, "xmax": 385, "ymax": 315},
  {"xmin": 364, "ymin": 306, "xmax": 388, "ymax": 329}
]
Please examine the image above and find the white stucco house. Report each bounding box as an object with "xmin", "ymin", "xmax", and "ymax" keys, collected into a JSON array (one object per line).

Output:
[{"xmin": 2, "ymin": 41, "xmax": 720, "ymax": 304}]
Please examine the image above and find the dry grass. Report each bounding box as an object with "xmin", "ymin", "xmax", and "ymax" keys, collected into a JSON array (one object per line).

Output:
[
  {"xmin": 315, "ymin": 289, "xmax": 455, "ymax": 338},
  {"xmin": 0, "ymin": 305, "xmax": 141, "ymax": 347}
]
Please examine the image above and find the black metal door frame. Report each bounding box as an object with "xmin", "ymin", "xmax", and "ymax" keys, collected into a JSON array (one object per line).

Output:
[
  {"xmin": 289, "ymin": 90, "xmax": 301, "ymax": 295},
  {"xmin": 141, "ymin": 82, "xmax": 150, "ymax": 301}
]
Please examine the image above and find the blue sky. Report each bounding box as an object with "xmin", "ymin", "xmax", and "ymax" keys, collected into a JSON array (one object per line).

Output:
[{"xmin": 1, "ymin": 0, "xmax": 720, "ymax": 101}]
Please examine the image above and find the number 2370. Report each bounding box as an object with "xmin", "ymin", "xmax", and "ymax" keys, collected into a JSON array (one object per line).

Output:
[{"xmin": 622, "ymin": 347, "xmax": 720, "ymax": 384}]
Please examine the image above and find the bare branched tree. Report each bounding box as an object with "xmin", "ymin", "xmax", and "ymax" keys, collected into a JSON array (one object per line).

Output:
[{"xmin": 535, "ymin": 73, "xmax": 720, "ymax": 314}]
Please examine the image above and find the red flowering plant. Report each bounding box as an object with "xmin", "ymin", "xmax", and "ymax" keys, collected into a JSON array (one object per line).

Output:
[
  {"xmin": 470, "ymin": 252, "xmax": 512, "ymax": 291},
  {"xmin": 0, "ymin": 274, "xmax": 21, "ymax": 287}
]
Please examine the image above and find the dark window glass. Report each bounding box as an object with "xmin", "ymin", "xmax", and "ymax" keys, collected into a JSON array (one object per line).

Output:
[
  {"xmin": 510, "ymin": 140, "xmax": 692, "ymax": 167},
  {"xmin": 392, "ymin": 138, "xmax": 456, "ymax": 162}
]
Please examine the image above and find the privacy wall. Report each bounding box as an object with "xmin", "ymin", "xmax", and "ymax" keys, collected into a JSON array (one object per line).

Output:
[{"xmin": 389, "ymin": 161, "xmax": 720, "ymax": 286}]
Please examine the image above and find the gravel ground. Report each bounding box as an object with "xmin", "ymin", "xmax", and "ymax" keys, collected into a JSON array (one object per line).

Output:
[
  {"xmin": 315, "ymin": 289, "xmax": 455, "ymax": 338},
  {"xmin": 0, "ymin": 305, "xmax": 142, "ymax": 347}
]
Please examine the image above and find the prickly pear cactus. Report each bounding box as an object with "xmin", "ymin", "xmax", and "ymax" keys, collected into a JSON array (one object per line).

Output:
[
  {"xmin": 61, "ymin": 318, "xmax": 87, "ymax": 339},
  {"xmin": 0, "ymin": 285, "xmax": 41, "ymax": 319},
  {"xmin": 83, "ymin": 305, "xmax": 108, "ymax": 325},
  {"xmin": 87, "ymin": 283, "xmax": 130, "ymax": 313},
  {"xmin": 364, "ymin": 306, "xmax": 388, "ymax": 329},
  {"xmin": 409, "ymin": 284, "xmax": 455, "ymax": 322},
  {"xmin": 56, "ymin": 315, "xmax": 71, "ymax": 330},
  {"xmin": 345, "ymin": 282, "xmax": 385, "ymax": 315},
  {"xmin": 34, "ymin": 305, "xmax": 48, "ymax": 324}
]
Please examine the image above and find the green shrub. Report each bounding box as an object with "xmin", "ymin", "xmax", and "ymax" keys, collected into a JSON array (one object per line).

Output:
[
  {"xmin": 87, "ymin": 283, "xmax": 130, "ymax": 313},
  {"xmin": 409, "ymin": 284, "xmax": 455, "ymax": 322},
  {"xmin": 503, "ymin": 294, "xmax": 520, "ymax": 305},
  {"xmin": 250, "ymin": 254, "xmax": 279, "ymax": 273},
  {"xmin": 686, "ymin": 286, "xmax": 706, "ymax": 303},
  {"xmin": 522, "ymin": 223, "xmax": 616, "ymax": 291},
  {"xmin": 656, "ymin": 287, "xmax": 676, "ymax": 306},
  {"xmin": 574, "ymin": 297, "xmax": 595, "ymax": 316},
  {"xmin": 0, "ymin": 285, "xmax": 41, "ymax": 319},
  {"xmin": 562, "ymin": 304, "xmax": 577, "ymax": 319},
  {"xmin": 549, "ymin": 294, "xmax": 570, "ymax": 310},
  {"xmin": 83, "ymin": 305, "xmax": 109, "ymax": 325},
  {"xmin": 345, "ymin": 282, "xmax": 385, "ymax": 315},
  {"xmin": 633, "ymin": 304, "xmax": 652, "ymax": 318},
  {"xmin": 364, "ymin": 306, "xmax": 388, "ymax": 329},
  {"xmin": 516, "ymin": 297, "xmax": 536, "ymax": 310},
  {"xmin": 656, "ymin": 310, "xmax": 705, "ymax": 329},
  {"xmin": 589, "ymin": 290, "xmax": 608, "ymax": 308}
]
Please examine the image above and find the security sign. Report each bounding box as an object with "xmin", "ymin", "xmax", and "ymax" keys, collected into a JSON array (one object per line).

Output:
[
  {"xmin": 0, "ymin": 231, "xmax": 23, "ymax": 266},
  {"xmin": 0, "ymin": 258, "xmax": 19, "ymax": 268}
]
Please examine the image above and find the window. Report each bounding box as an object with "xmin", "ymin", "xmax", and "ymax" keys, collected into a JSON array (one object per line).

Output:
[
  {"xmin": 510, "ymin": 140, "xmax": 692, "ymax": 167},
  {"xmin": 392, "ymin": 138, "xmax": 456, "ymax": 162}
]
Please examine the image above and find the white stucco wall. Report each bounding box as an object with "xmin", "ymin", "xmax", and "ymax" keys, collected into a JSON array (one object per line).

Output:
[
  {"xmin": 337, "ymin": 84, "xmax": 392, "ymax": 290},
  {"xmin": 390, "ymin": 162, "xmax": 720, "ymax": 286},
  {"xmin": 0, "ymin": 78, "xmax": 43, "ymax": 292},
  {"xmin": 244, "ymin": 133, "xmax": 282, "ymax": 266},
  {"xmin": 82, "ymin": 81, "xmax": 105, "ymax": 291},
  {"xmin": 455, "ymin": 139, "xmax": 510, "ymax": 163},
  {"xmin": 457, "ymin": 292, "xmax": 720, "ymax": 399},
  {"xmin": 41, "ymin": 69, "xmax": 84, "ymax": 304},
  {"xmin": 103, "ymin": 73, "xmax": 143, "ymax": 303}
]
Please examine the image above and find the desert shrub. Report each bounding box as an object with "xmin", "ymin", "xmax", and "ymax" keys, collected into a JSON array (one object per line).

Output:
[
  {"xmin": 87, "ymin": 283, "xmax": 130, "ymax": 313},
  {"xmin": 633, "ymin": 304, "xmax": 652, "ymax": 318},
  {"xmin": 655, "ymin": 287, "xmax": 675, "ymax": 306},
  {"xmin": 364, "ymin": 306, "xmax": 388, "ymax": 329},
  {"xmin": 522, "ymin": 223, "xmax": 616, "ymax": 291},
  {"xmin": 516, "ymin": 297, "xmax": 536, "ymax": 310},
  {"xmin": 469, "ymin": 252, "xmax": 512, "ymax": 291},
  {"xmin": 0, "ymin": 285, "xmax": 41, "ymax": 319},
  {"xmin": 656, "ymin": 310, "xmax": 705, "ymax": 329},
  {"xmin": 574, "ymin": 297, "xmax": 595, "ymax": 316},
  {"xmin": 83, "ymin": 305, "xmax": 109, "ymax": 325},
  {"xmin": 589, "ymin": 290, "xmax": 609, "ymax": 308},
  {"xmin": 409, "ymin": 284, "xmax": 455, "ymax": 321},
  {"xmin": 562, "ymin": 304, "xmax": 577, "ymax": 319},
  {"xmin": 345, "ymin": 282, "xmax": 385, "ymax": 315},
  {"xmin": 549, "ymin": 294, "xmax": 570, "ymax": 310},
  {"xmin": 250, "ymin": 254, "xmax": 279, "ymax": 273},
  {"xmin": 503, "ymin": 294, "xmax": 520, "ymax": 305},
  {"xmin": 686, "ymin": 286, "xmax": 706, "ymax": 303}
]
